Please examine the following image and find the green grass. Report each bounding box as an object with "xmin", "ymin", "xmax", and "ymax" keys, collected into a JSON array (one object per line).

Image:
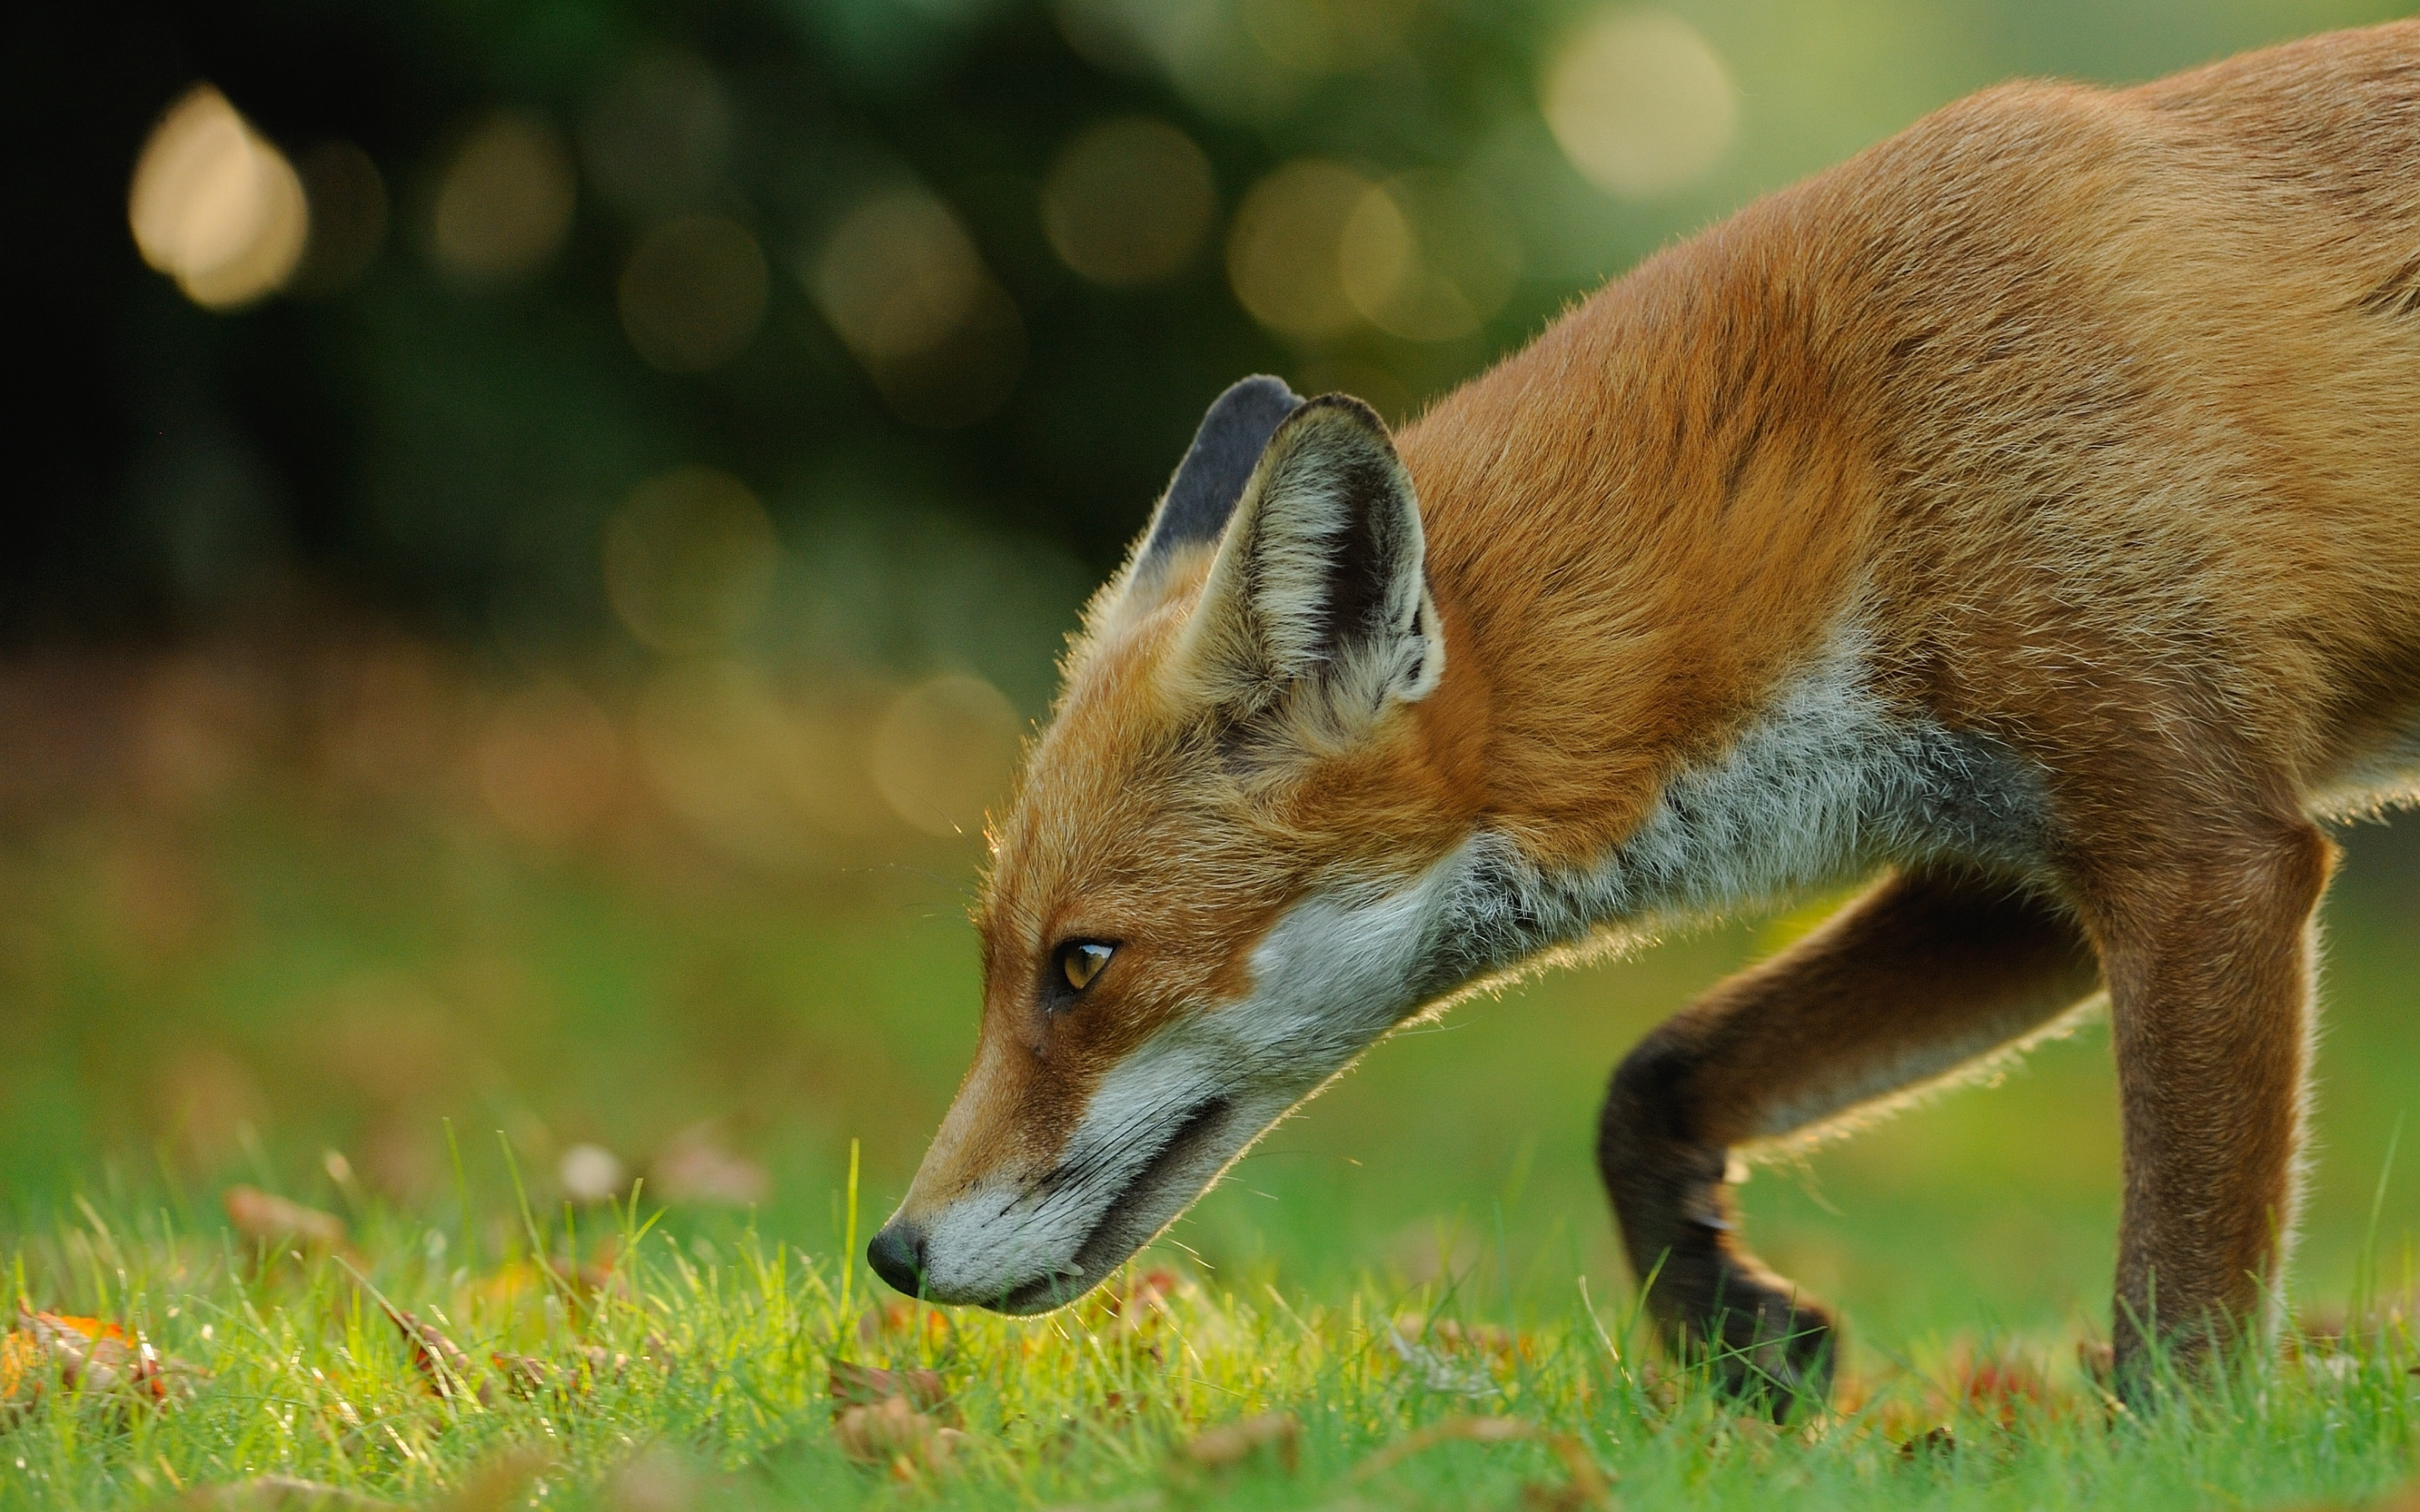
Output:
[{"xmin": 0, "ymin": 1193, "xmax": 2414, "ymax": 1510}]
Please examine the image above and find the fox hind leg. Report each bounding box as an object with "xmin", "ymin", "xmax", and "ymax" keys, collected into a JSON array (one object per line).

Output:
[
  {"xmin": 2084, "ymin": 817, "xmax": 2330, "ymax": 1399},
  {"xmin": 1598, "ymin": 866, "xmax": 2101, "ymax": 1412}
]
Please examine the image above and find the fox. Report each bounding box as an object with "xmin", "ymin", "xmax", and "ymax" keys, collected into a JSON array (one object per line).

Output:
[{"xmin": 865, "ymin": 22, "xmax": 2420, "ymax": 1406}]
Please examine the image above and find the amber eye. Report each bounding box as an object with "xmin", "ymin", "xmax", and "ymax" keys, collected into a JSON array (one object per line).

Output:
[{"xmin": 1057, "ymin": 941, "xmax": 1115, "ymax": 994}]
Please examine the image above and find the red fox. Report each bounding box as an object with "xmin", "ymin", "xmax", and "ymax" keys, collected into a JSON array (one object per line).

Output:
[{"xmin": 866, "ymin": 23, "xmax": 2420, "ymax": 1404}]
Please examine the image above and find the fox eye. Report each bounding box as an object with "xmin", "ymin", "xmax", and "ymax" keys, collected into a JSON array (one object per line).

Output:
[{"xmin": 1055, "ymin": 941, "xmax": 1115, "ymax": 995}]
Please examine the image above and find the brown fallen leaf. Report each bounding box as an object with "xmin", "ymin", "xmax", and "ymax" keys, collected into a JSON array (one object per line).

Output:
[
  {"xmin": 834, "ymin": 1394, "xmax": 965, "ymax": 1480},
  {"xmin": 829, "ymin": 1360, "xmax": 954, "ymax": 1421},
  {"xmin": 224, "ymin": 1186, "xmax": 347, "ymax": 1253},
  {"xmin": 1951, "ymin": 1350, "xmax": 2060, "ymax": 1429},
  {"xmin": 1897, "ymin": 1425, "xmax": 1958, "ymax": 1462},
  {"xmin": 3, "ymin": 1305, "xmax": 173, "ymax": 1409},
  {"xmin": 377, "ymin": 1302, "xmax": 478, "ymax": 1401},
  {"xmin": 491, "ymin": 1345, "xmax": 635, "ymax": 1399},
  {"xmin": 488, "ymin": 1352, "xmax": 554, "ymax": 1399},
  {"xmin": 1346, "ymin": 1415, "xmax": 1611, "ymax": 1509},
  {"xmin": 1179, "ymin": 1413, "xmax": 1300, "ymax": 1473}
]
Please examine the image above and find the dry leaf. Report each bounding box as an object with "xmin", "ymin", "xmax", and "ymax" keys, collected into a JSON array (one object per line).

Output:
[
  {"xmin": 833, "ymin": 1394, "xmax": 965, "ymax": 1479},
  {"xmin": 1179, "ymin": 1413, "xmax": 1300, "ymax": 1473},
  {"xmin": 1934, "ymin": 1343, "xmax": 2070, "ymax": 1428},
  {"xmin": 488, "ymin": 1352, "xmax": 555, "ymax": 1399},
  {"xmin": 829, "ymin": 1360, "xmax": 953, "ymax": 1420},
  {"xmin": 224, "ymin": 1186, "xmax": 347, "ymax": 1252},
  {"xmin": 3, "ymin": 1305, "xmax": 173, "ymax": 1408},
  {"xmin": 378, "ymin": 1302, "xmax": 477, "ymax": 1401},
  {"xmin": 1897, "ymin": 1425, "xmax": 1958, "ymax": 1461},
  {"xmin": 492, "ymin": 1345, "xmax": 634, "ymax": 1399}
]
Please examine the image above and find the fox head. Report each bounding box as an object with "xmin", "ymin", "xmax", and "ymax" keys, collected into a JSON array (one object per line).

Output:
[{"xmin": 866, "ymin": 377, "xmax": 1493, "ymax": 1311}]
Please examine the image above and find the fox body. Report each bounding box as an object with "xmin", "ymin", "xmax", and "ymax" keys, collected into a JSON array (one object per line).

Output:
[{"xmin": 870, "ymin": 24, "xmax": 2420, "ymax": 1401}]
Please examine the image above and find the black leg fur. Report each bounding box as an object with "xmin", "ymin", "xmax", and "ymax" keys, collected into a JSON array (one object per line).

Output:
[{"xmin": 1599, "ymin": 1026, "xmax": 1836, "ymax": 1416}]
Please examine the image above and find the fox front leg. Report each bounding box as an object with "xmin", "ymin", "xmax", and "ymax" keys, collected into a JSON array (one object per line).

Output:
[{"xmin": 1598, "ymin": 867, "xmax": 2101, "ymax": 1413}]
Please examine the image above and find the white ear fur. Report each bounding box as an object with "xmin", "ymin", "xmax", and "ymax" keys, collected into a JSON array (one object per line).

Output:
[{"xmin": 1174, "ymin": 396, "xmax": 1444, "ymax": 723}]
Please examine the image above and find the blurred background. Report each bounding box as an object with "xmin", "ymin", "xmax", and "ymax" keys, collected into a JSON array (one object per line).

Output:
[{"xmin": 7, "ymin": 0, "xmax": 2417, "ymax": 1347}]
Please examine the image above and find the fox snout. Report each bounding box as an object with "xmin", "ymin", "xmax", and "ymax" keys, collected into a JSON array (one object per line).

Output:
[{"xmin": 875, "ymin": 1068, "xmax": 1256, "ymax": 1312}]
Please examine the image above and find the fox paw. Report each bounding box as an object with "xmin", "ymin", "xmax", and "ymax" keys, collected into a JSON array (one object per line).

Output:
[{"xmin": 1662, "ymin": 1259, "xmax": 1837, "ymax": 1418}]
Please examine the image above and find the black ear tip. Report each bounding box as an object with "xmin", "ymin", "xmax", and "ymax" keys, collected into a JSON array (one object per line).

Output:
[
  {"xmin": 1208, "ymin": 374, "xmax": 1305, "ymax": 426},
  {"xmin": 1143, "ymin": 375, "xmax": 1308, "ymax": 556}
]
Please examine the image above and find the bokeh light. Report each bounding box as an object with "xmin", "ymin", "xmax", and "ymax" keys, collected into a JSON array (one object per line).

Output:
[
  {"xmin": 429, "ymin": 110, "xmax": 577, "ymax": 282},
  {"xmin": 556, "ymin": 1142, "xmax": 627, "ymax": 1205},
  {"xmin": 867, "ymin": 673, "xmax": 1024, "ymax": 837},
  {"xmin": 1042, "ymin": 118, "xmax": 1217, "ymax": 287},
  {"xmin": 581, "ymin": 50, "xmax": 734, "ymax": 218},
  {"xmin": 618, "ymin": 215, "xmax": 769, "ymax": 372},
  {"xmin": 601, "ymin": 468, "xmax": 779, "ymax": 654},
  {"xmin": 808, "ymin": 187, "xmax": 1023, "ymax": 428},
  {"xmin": 128, "ymin": 85, "xmax": 310, "ymax": 310},
  {"xmin": 1339, "ymin": 171, "xmax": 1522, "ymax": 342},
  {"xmin": 1226, "ymin": 159, "xmax": 1375, "ymax": 340},
  {"xmin": 808, "ymin": 189, "xmax": 982, "ymax": 361},
  {"xmin": 1542, "ymin": 8, "xmax": 1737, "ymax": 199}
]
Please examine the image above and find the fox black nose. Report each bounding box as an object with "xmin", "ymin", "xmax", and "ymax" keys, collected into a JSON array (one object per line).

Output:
[{"xmin": 865, "ymin": 1221, "xmax": 928, "ymax": 1296}]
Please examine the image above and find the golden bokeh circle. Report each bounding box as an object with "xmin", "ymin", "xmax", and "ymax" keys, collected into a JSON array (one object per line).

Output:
[{"xmin": 1042, "ymin": 118, "xmax": 1217, "ymax": 287}]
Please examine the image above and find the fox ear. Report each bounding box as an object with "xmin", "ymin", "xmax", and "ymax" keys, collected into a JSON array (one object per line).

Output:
[
  {"xmin": 1124, "ymin": 375, "xmax": 1303, "ymax": 591},
  {"xmin": 1175, "ymin": 394, "xmax": 1445, "ymax": 721}
]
